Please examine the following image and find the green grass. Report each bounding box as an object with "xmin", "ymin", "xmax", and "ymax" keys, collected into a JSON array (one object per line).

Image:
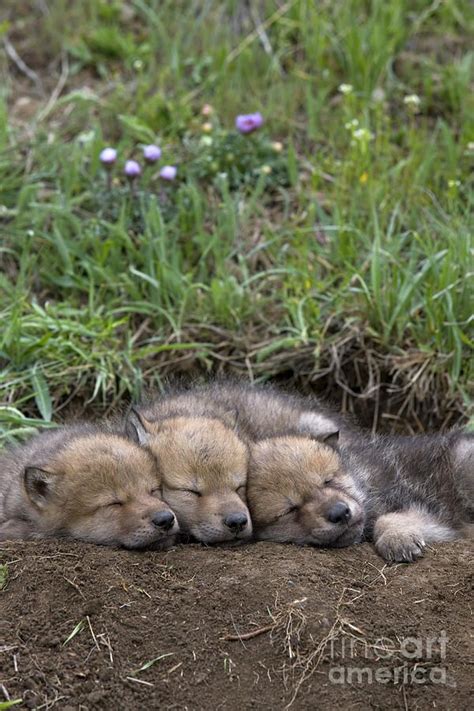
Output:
[
  {"xmin": 0, "ymin": 562, "xmax": 8, "ymax": 590},
  {"xmin": 0, "ymin": 0, "xmax": 472, "ymax": 439}
]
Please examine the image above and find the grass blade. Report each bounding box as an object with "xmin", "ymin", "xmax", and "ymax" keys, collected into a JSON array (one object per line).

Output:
[{"xmin": 131, "ymin": 653, "xmax": 174, "ymax": 675}]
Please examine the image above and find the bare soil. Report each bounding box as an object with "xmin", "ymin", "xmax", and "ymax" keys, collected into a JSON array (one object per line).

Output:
[{"xmin": 0, "ymin": 538, "xmax": 472, "ymax": 710}]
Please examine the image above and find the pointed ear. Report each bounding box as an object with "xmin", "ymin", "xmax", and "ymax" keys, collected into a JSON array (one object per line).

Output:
[
  {"xmin": 125, "ymin": 408, "xmax": 151, "ymax": 446},
  {"xmin": 220, "ymin": 407, "xmax": 239, "ymax": 431},
  {"xmin": 319, "ymin": 430, "xmax": 340, "ymax": 450},
  {"xmin": 24, "ymin": 467, "xmax": 58, "ymax": 508}
]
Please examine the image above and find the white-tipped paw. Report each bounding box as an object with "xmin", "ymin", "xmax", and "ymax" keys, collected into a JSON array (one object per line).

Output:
[{"xmin": 375, "ymin": 531, "xmax": 426, "ymax": 563}]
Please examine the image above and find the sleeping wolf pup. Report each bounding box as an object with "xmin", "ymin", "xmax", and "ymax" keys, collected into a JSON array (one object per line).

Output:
[
  {"xmin": 127, "ymin": 391, "xmax": 252, "ymax": 544},
  {"xmin": 0, "ymin": 425, "xmax": 178, "ymax": 549}
]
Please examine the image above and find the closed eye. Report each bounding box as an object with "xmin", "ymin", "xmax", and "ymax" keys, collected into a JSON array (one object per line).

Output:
[
  {"xmin": 276, "ymin": 505, "xmax": 299, "ymax": 519},
  {"xmin": 325, "ymin": 479, "xmax": 345, "ymax": 490},
  {"xmin": 179, "ymin": 489, "xmax": 202, "ymax": 497},
  {"xmin": 270, "ymin": 505, "xmax": 299, "ymax": 524},
  {"xmin": 105, "ymin": 501, "xmax": 123, "ymax": 507}
]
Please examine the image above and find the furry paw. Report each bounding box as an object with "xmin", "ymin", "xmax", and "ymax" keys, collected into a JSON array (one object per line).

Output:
[{"xmin": 375, "ymin": 531, "xmax": 426, "ymax": 563}]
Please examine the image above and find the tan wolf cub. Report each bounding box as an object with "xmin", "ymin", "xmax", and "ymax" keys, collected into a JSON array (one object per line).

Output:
[
  {"xmin": 0, "ymin": 425, "xmax": 178, "ymax": 549},
  {"xmin": 126, "ymin": 393, "xmax": 252, "ymax": 544},
  {"xmin": 248, "ymin": 435, "xmax": 365, "ymax": 548}
]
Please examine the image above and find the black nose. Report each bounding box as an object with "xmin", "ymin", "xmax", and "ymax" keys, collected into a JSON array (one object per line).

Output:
[
  {"xmin": 224, "ymin": 512, "xmax": 248, "ymax": 532},
  {"xmin": 152, "ymin": 511, "xmax": 175, "ymax": 530},
  {"xmin": 326, "ymin": 502, "xmax": 351, "ymax": 524}
]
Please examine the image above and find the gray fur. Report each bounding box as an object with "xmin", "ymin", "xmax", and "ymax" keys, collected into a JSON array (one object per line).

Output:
[
  {"xmin": 343, "ymin": 430, "xmax": 474, "ymax": 535},
  {"xmin": 133, "ymin": 380, "xmax": 346, "ymax": 441}
]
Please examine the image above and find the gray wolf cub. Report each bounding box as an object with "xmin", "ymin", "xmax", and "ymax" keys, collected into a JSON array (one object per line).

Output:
[{"xmin": 0, "ymin": 425, "xmax": 178, "ymax": 549}]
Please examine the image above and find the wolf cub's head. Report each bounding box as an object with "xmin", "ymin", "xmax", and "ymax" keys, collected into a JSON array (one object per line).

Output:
[
  {"xmin": 24, "ymin": 433, "xmax": 178, "ymax": 549},
  {"xmin": 248, "ymin": 435, "xmax": 365, "ymax": 547},
  {"xmin": 127, "ymin": 411, "xmax": 252, "ymax": 544}
]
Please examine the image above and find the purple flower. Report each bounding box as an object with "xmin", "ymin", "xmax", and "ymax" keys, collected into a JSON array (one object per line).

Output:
[
  {"xmin": 143, "ymin": 144, "xmax": 162, "ymax": 163},
  {"xmin": 99, "ymin": 147, "xmax": 117, "ymax": 166},
  {"xmin": 159, "ymin": 165, "xmax": 177, "ymax": 181},
  {"xmin": 124, "ymin": 160, "xmax": 142, "ymax": 178},
  {"xmin": 235, "ymin": 112, "xmax": 264, "ymax": 134}
]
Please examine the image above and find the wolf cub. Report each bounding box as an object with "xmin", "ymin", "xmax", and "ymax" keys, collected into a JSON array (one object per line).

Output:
[
  {"xmin": 190, "ymin": 382, "xmax": 473, "ymax": 562},
  {"xmin": 126, "ymin": 392, "xmax": 252, "ymax": 544},
  {"xmin": 249, "ymin": 435, "xmax": 365, "ymax": 548},
  {"xmin": 0, "ymin": 425, "xmax": 178, "ymax": 549}
]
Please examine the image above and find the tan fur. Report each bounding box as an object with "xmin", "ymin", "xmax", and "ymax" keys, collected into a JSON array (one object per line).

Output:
[
  {"xmin": 131, "ymin": 414, "xmax": 252, "ymax": 543},
  {"xmin": 0, "ymin": 430, "xmax": 179, "ymax": 549},
  {"xmin": 248, "ymin": 436, "xmax": 365, "ymax": 546}
]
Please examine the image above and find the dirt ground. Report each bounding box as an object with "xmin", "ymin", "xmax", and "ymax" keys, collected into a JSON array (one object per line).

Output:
[{"xmin": 0, "ymin": 539, "xmax": 472, "ymax": 710}]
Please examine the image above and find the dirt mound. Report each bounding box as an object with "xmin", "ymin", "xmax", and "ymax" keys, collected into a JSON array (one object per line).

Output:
[{"xmin": 0, "ymin": 539, "xmax": 472, "ymax": 710}]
